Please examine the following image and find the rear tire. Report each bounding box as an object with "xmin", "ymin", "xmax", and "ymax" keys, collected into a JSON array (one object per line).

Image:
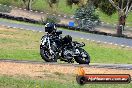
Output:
[{"xmin": 74, "ymin": 48, "xmax": 90, "ymax": 64}]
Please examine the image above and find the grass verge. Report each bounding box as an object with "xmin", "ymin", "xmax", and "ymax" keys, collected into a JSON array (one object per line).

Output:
[
  {"xmin": 0, "ymin": 75, "xmax": 132, "ymax": 88},
  {"xmin": 0, "ymin": 26, "xmax": 132, "ymax": 63},
  {"xmin": 0, "ymin": 26, "xmax": 43, "ymax": 61}
]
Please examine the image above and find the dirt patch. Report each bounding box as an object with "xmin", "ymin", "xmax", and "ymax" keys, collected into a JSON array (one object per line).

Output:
[
  {"xmin": 0, "ymin": 34, "xmax": 14, "ymax": 38},
  {"xmin": 0, "ymin": 26, "xmax": 17, "ymax": 32},
  {"xmin": 0, "ymin": 26, "xmax": 19, "ymax": 38},
  {"xmin": 96, "ymin": 27, "xmax": 116, "ymax": 34},
  {"xmin": 0, "ymin": 62, "xmax": 132, "ymax": 81},
  {"xmin": 6, "ymin": 8, "xmax": 72, "ymax": 24},
  {"xmin": 7, "ymin": 9, "xmax": 44, "ymax": 21}
]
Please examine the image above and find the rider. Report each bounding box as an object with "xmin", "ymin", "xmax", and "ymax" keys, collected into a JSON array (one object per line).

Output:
[
  {"xmin": 45, "ymin": 22, "xmax": 72, "ymax": 45},
  {"xmin": 45, "ymin": 22, "xmax": 57, "ymax": 34}
]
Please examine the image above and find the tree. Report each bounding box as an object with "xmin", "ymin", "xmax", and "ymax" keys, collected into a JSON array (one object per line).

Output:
[
  {"xmin": 108, "ymin": 0, "xmax": 132, "ymax": 36},
  {"xmin": 46, "ymin": 0, "xmax": 59, "ymax": 8},
  {"xmin": 74, "ymin": 2, "xmax": 100, "ymax": 31},
  {"xmin": 21, "ymin": 0, "xmax": 35, "ymax": 10},
  {"xmin": 66, "ymin": 0, "xmax": 86, "ymax": 7},
  {"xmin": 47, "ymin": 0, "xmax": 85, "ymax": 8},
  {"xmin": 71, "ymin": 0, "xmax": 132, "ymax": 36}
]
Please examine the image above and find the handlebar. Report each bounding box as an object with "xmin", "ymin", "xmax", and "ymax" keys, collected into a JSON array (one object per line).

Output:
[{"xmin": 72, "ymin": 41, "xmax": 85, "ymax": 47}]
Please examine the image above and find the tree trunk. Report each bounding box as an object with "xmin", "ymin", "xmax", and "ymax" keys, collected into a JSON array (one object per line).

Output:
[
  {"xmin": 27, "ymin": 0, "xmax": 32, "ymax": 10},
  {"xmin": 117, "ymin": 15, "xmax": 126, "ymax": 36}
]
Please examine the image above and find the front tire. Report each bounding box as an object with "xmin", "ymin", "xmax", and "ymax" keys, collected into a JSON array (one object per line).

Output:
[
  {"xmin": 40, "ymin": 46, "xmax": 57, "ymax": 62},
  {"xmin": 74, "ymin": 48, "xmax": 90, "ymax": 64}
]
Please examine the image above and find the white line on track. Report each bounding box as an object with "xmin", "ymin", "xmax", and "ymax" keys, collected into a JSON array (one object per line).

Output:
[
  {"xmin": 104, "ymin": 42, "xmax": 107, "ymax": 44},
  {"xmin": 20, "ymin": 28, "xmax": 24, "ymax": 30},
  {"xmin": 114, "ymin": 44, "xmax": 118, "ymax": 46},
  {"xmin": 40, "ymin": 12, "xmax": 44, "ymax": 14},
  {"xmin": 35, "ymin": 11, "xmax": 38, "ymax": 13},
  {"xmin": 7, "ymin": 26, "xmax": 11, "ymax": 28},
  {"xmin": 121, "ymin": 45, "xmax": 125, "ymax": 47},
  {"xmin": 13, "ymin": 27, "xmax": 17, "ymax": 29},
  {"xmin": 87, "ymin": 39, "xmax": 89, "ymax": 41},
  {"xmin": 126, "ymin": 46, "xmax": 130, "ymax": 48}
]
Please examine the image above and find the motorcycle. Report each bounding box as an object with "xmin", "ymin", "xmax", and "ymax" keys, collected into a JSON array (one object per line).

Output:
[{"xmin": 40, "ymin": 27, "xmax": 90, "ymax": 64}]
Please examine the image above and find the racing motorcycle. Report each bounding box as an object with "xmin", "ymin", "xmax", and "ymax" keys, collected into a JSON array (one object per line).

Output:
[{"xmin": 40, "ymin": 24, "xmax": 90, "ymax": 64}]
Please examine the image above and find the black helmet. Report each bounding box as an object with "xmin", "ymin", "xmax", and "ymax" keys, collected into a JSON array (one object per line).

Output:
[
  {"xmin": 45, "ymin": 22, "xmax": 56, "ymax": 33},
  {"xmin": 63, "ymin": 35, "xmax": 72, "ymax": 44}
]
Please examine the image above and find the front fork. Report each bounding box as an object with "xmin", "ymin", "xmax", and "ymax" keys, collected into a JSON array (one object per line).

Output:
[
  {"xmin": 47, "ymin": 37, "xmax": 54, "ymax": 54},
  {"xmin": 41, "ymin": 36, "xmax": 53, "ymax": 55}
]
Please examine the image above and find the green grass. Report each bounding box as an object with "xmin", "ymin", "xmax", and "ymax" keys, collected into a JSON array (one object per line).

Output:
[
  {"xmin": 0, "ymin": 27, "xmax": 43, "ymax": 61},
  {"xmin": 84, "ymin": 42, "xmax": 132, "ymax": 64},
  {"xmin": 0, "ymin": 26, "xmax": 132, "ymax": 63},
  {"xmin": 0, "ymin": 75, "xmax": 132, "ymax": 88},
  {"xmin": 32, "ymin": 0, "xmax": 77, "ymax": 15},
  {"xmin": 74, "ymin": 38, "xmax": 132, "ymax": 64}
]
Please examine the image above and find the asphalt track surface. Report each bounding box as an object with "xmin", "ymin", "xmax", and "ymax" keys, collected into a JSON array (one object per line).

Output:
[
  {"xmin": 0, "ymin": 20, "xmax": 132, "ymax": 47},
  {"xmin": 0, "ymin": 59, "xmax": 132, "ymax": 70}
]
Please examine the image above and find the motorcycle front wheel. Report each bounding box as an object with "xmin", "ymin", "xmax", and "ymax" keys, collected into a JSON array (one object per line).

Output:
[
  {"xmin": 40, "ymin": 46, "xmax": 57, "ymax": 62},
  {"xmin": 74, "ymin": 48, "xmax": 90, "ymax": 64}
]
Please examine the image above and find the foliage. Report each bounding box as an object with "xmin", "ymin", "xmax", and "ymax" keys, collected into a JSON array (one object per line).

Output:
[
  {"xmin": 74, "ymin": 2, "xmax": 100, "ymax": 31},
  {"xmin": 86, "ymin": 0, "xmax": 116, "ymax": 16},
  {"xmin": 0, "ymin": 0, "xmax": 12, "ymax": 5},
  {"xmin": 46, "ymin": 0, "xmax": 59, "ymax": 8},
  {"xmin": 66, "ymin": 0, "xmax": 85, "ymax": 7},
  {"xmin": 98, "ymin": 0, "xmax": 116, "ymax": 16},
  {"xmin": 92, "ymin": 0, "xmax": 132, "ymax": 16},
  {"xmin": 44, "ymin": 15, "xmax": 60, "ymax": 24},
  {"xmin": 20, "ymin": 0, "xmax": 36, "ymax": 10},
  {"xmin": 0, "ymin": 5, "xmax": 12, "ymax": 13},
  {"xmin": 66, "ymin": 0, "xmax": 79, "ymax": 7}
]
